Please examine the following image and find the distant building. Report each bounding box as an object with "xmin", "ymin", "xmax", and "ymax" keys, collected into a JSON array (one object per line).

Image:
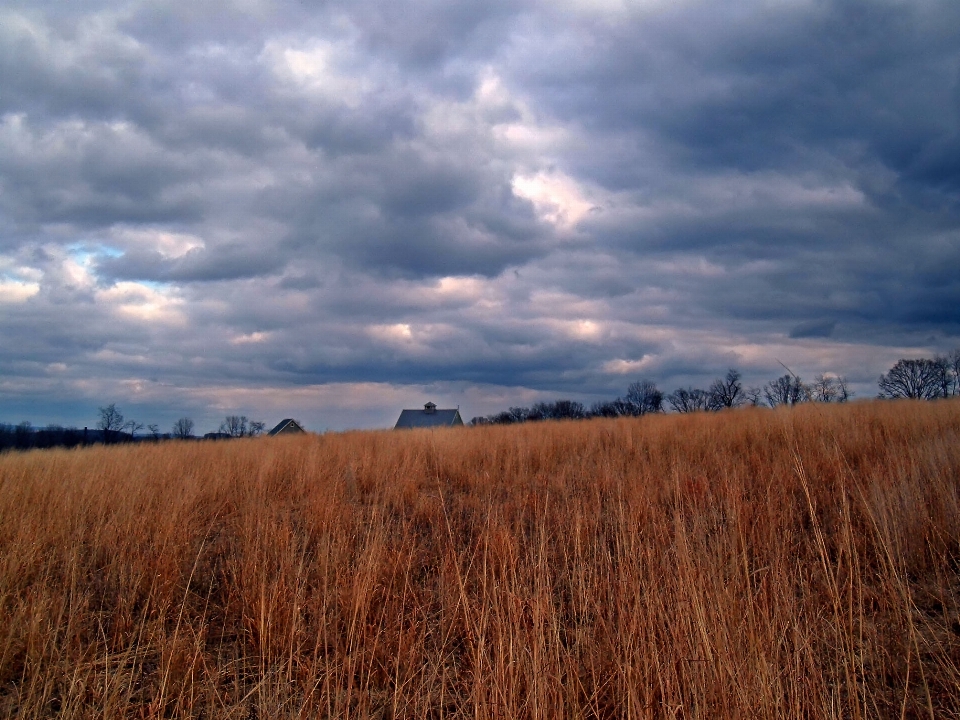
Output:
[
  {"xmin": 268, "ymin": 419, "xmax": 306, "ymax": 436},
  {"xmin": 394, "ymin": 402, "xmax": 464, "ymax": 429}
]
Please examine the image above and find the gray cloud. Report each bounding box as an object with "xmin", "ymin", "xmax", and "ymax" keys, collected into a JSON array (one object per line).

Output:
[
  {"xmin": 95, "ymin": 244, "xmax": 287, "ymax": 283},
  {"xmin": 789, "ymin": 320, "xmax": 836, "ymax": 340},
  {"xmin": 1, "ymin": 0, "xmax": 959, "ymax": 431}
]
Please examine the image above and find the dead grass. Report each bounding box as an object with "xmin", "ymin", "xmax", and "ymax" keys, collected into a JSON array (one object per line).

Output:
[{"xmin": 1, "ymin": 399, "xmax": 959, "ymax": 718}]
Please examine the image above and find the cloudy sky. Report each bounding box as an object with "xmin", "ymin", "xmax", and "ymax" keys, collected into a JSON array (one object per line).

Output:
[{"xmin": 2, "ymin": 0, "xmax": 959, "ymax": 432}]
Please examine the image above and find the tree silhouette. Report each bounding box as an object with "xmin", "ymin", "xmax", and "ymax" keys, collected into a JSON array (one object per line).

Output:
[
  {"xmin": 878, "ymin": 359, "xmax": 945, "ymax": 400},
  {"xmin": 220, "ymin": 416, "xmax": 248, "ymax": 437},
  {"xmin": 218, "ymin": 416, "xmax": 266, "ymax": 437},
  {"xmin": 763, "ymin": 374, "xmax": 810, "ymax": 407},
  {"xmin": 172, "ymin": 417, "xmax": 194, "ymax": 439},
  {"xmin": 624, "ymin": 380, "xmax": 664, "ymax": 415},
  {"xmin": 591, "ymin": 398, "xmax": 632, "ymax": 417},
  {"xmin": 811, "ymin": 374, "xmax": 852, "ymax": 403},
  {"xmin": 949, "ymin": 349, "xmax": 960, "ymax": 396},
  {"xmin": 666, "ymin": 387, "xmax": 710, "ymax": 413},
  {"xmin": 97, "ymin": 404, "xmax": 125, "ymax": 442},
  {"xmin": 708, "ymin": 369, "xmax": 745, "ymax": 410}
]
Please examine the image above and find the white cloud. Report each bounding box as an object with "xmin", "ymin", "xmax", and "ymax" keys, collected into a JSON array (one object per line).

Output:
[
  {"xmin": 367, "ymin": 322, "xmax": 413, "ymax": 343},
  {"xmin": 557, "ymin": 318, "xmax": 605, "ymax": 341},
  {"xmin": 110, "ymin": 227, "xmax": 205, "ymax": 258},
  {"xmin": 231, "ymin": 331, "xmax": 271, "ymax": 345},
  {"xmin": 602, "ymin": 356, "xmax": 656, "ymax": 374},
  {"xmin": 0, "ymin": 279, "xmax": 39, "ymax": 303},
  {"xmin": 96, "ymin": 282, "xmax": 184, "ymax": 324},
  {"xmin": 512, "ymin": 170, "xmax": 596, "ymax": 229},
  {"xmin": 262, "ymin": 38, "xmax": 370, "ymax": 107}
]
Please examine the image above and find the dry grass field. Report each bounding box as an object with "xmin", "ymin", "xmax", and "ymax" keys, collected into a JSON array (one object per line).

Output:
[{"xmin": 1, "ymin": 400, "xmax": 959, "ymax": 718}]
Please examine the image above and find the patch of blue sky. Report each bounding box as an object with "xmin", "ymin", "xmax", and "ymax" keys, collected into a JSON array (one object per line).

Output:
[
  {"xmin": 0, "ymin": 255, "xmax": 40, "ymax": 284},
  {"xmin": 137, "ymin": 280, "xmax": 172, "ymax": 292},
  {"xmin": 66, "ymin": 243, "xmax": 123, "ymax": 266},
  {"xmin": 65, "ymin": 244, "xmax": 173, "ymax": 292}
]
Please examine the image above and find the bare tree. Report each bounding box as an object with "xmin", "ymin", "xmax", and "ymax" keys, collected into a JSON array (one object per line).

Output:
[
  {"xmin": 511, "ymin": 400, "xmax": 587, "ymax": 421},
  {"xmin": 666, "ymin": 387, "xmax": 710, "ymax": 413},
  {"xmin": 124, "ymin": 419, "xmax": 145, "ymax": 438},
  {"xmin": 97, "ymin": 404, "xmax": 125, "ymax": 442},
  {"xmin": 547, "ymin": 400, "xmax": 588, "ymax": 420},
  {"xmin": 591, "ymin": 398, "xmax": 632, "ymax": 417},
  {"xmin": 220, "ymin": 415, "xmax": 249, "ymax": 438},
  {"xmin": 835, "ymin": 376, "xmax": 852, "ymax": 402},
  {"xmin": 507, "ymin": 407, "xmax": 530, "ymax": 423},
  {"xmin": 147, "ymin": 424, "xmax": 161, "ymax": 440},
  {"xmin": 625, "ymin": 380, "xmax": 664, "ymax": 415},
  {"xmin": 708, "ymin": 369, "xmax": 745, "ymax": 410},
  {"xmin": 878, "ymin": 359, "xmax": 945, "ymax": 400},
  {"xmin": 811, "ymin": 374, "xmax": 851, "ymax": 402},
  {"xmin": 949, "ymin": 349, "xmax": 960, "ymax": 396},
  {"xmin": 764, "ymin": 374, "xmax": 810, "ymax": 407},
  {"xmin": 812, "ymin": 374, "xmax": 839, "ymax": 403},
  {"xmin": 933, "ymin": 355, "xmax": 953, "ymax": 398},
  {"xmin": 172, "ymin": 417, "xmax": 194, "ymax": 439},
  {"xmin": 526, "ymin": 403, "xmax": 548, "ymax": 421},
  {"xmin": 216, "ymin": 416, "xmax": 267, "ymax": 437}
]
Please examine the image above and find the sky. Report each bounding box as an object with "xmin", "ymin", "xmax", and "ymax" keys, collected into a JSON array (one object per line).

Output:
[{"xmin": 2, "ymin": 0, "xmax": 959, "ymax": 433}]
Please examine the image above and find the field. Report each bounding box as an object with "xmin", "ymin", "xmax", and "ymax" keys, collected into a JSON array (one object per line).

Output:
[{"xmin": 1, "ymin": 400, "xmax": 959, "ymax": 718}]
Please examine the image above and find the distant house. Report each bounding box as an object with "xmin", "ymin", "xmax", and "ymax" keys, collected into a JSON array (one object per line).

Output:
[
  {"xmin": 268, "ymin": 419, "xmax": 306, "ymax": 436},
  {"xmin": 394, "ymin": 402, "xmax": 464, "ymax": 429}
]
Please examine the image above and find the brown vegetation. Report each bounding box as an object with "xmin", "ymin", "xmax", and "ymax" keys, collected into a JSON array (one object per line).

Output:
[{"xmin": 1, "ymin": 400, "xmax": 959, "ymax": 718}]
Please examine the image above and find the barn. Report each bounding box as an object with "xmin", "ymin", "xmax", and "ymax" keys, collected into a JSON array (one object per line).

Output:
[
  {"xmin": 268, "ymin": 418, "xmax": 306, "ymax": 436},
  {"xmin": 394, "ymin": 402, "xmax": 464, "ymax": 429}
]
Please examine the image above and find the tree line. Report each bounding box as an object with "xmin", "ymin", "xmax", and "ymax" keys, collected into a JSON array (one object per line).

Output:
[
  {"xmin": 3, "ymin": 351, "xmax": 959, "ymax": 450},
  {"xmin": 877, "ymin": 353, "xmax": 960, "ymax": 400},
  {"xmin": 95, "ymin": 404, "xmax": 267, "ymax": 442},
  {"xmin": 0, "ymin": 404, "xmax": 266, "ymax": 452},
  {"xmin": 470, "ymin": 350, "xmax": 960, "ymax": 426}
]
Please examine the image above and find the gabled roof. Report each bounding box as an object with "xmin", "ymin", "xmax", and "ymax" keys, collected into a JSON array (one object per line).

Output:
[
  {"xmin": 268, "ymin": 418, "xmax": 306, "ymax": 436},
  {"xmin": 394, "ymin": 403, "xmax": 464, "ymax": 429}
]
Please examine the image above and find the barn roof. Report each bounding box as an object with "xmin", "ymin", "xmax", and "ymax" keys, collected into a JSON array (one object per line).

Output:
[
  {"xmin": 394, "ymin": 403, "xmax": 464, "ymax": 429},
  {"xmin": 268, "ymin": 418, "xmax": 305, "ymax": 436}
]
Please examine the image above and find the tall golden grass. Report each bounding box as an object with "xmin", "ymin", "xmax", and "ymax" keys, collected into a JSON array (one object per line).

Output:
[{"xmin": 1, "ymin": 399, "xmax": 959, "ymax": 718}]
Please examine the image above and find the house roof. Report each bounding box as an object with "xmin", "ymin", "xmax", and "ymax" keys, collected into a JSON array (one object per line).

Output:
[
  {"xmin": 268, "ymin": 418, "xmax": 305, "ymax": 436},
  {"xmin": 394, "ymin": 403, "xmax": 464, "ymax": 429}
]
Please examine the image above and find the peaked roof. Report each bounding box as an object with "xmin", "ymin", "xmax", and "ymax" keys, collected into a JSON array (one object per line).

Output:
[
  {"xmin": 268, "ymin": 418, "xmax": 305, "ymax": 436},
  {"xmin": 394, "ymin": 403, "xmax": 464, "ymax": 429}
]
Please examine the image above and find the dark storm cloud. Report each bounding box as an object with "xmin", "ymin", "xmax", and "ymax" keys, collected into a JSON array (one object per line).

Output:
[
  {"xmin": 95, "ymin": 244, "xmax": 287, "ymax": 283},
  {"xmin": 505, "ymin": 0, "xmax": 960, "ymax": 336},
  {"xmin": 1, "ymin": 0, "xmax": 959, "ymax": 429},
  {"xmin": 271, "ymin": 143, "xmax": 546, "ymax": 277},
  {"xmin": 517, "ymin": 1, "xmax": 960, "ymax": 166},
  {"xmin": 790, "ymin": 320, "xmax": 836, "ymax": 340},
  {"xmin": 325, "ymin": 0, "xmax": 527, "ymax": 69}
]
